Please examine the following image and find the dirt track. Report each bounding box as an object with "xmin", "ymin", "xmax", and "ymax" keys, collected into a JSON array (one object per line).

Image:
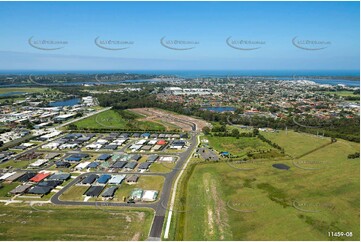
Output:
[{"xmin": 129, "ymin": 108, "xmax": 210, "ymax": 132}]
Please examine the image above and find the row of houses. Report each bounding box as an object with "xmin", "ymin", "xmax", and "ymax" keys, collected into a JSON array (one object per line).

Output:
[{"xmin": 1, "ymin": 171, "xmax": 71, "ymax": 196}]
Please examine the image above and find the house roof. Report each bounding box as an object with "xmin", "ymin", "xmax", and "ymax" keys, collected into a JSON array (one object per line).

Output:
[
  {"xmin": 157, "ymin": 140, "xmax": 166, "ymax": 145},
  {"xmin": 38, "ymin": 180, "xmax": 62, "ymax": 188},
  {"xmin": 124, "ymin": 161, "xmax": 138, "ymax": 169},
  {"xmin": 126, "ymin": 175, "xmax": 139, "ymax": 183},
  {"xmin": 131, "ymin": 154, "xmax": 142, "ymax": 161},
  {"xmin": 138, "ymin": 162, "xmax": 151, "ymax": 170},
  {"xmin": 97, "ymin": 174, "xmax": 111, "ymax": 184},
  {"xmin": 84, "ymin": 186, "xmax": 104, "ymax": 197},
  {"xmin": 28, "ymin": 185, "xmax": 52, "ymax": 195},
  {"xmin": 108, "ymin": 175, "xmax": 126, "ymax": 184},
  {"xmin": 147, "ymin": 155, "xmax": 159, "ymax": 162},
  {"xmin": 48, "ymin": 173, "xmax": 70, "ymax": 181},
  {"xmin": 17, "ymin": 172, "xmax": 37, "ymax": 182},
  {"xmin": 10, "ymin": 184, "xmax": 33, "ymax": 194},
  {"xmin": 55, "ymin": 161, "xmax": 71, "ymax": 167},
  {"xmin": 111, "ymin": 161, "xmax": 127, "ymax": 168},
  {"xmin": 101, "ymin": 186, "xmax": 118, "ymax": 197},
  {"xmin": 81, "ymin": 174, "xmax": 98, "ymax": 184},
  {"xmin": 5, "ymin": 172, "xmax": 26, "ymax": 182},
  {"xmin": 87, "ymin": 162, "xmax": 100, "ymax": 168},
  {"xmin": 30, "ymin": 172, "xmax": 51, "ymax": 183},
  {"xmin": 97, "ymin": 154, "xmax": 111, "ymax": 160}
]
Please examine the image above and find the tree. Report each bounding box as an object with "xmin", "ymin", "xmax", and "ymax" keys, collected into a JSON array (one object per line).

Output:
[
  {"xmin": 202, "ymin": 126, "xmax": 211, "ymax": 135},
  {"xmin": 231, "ymin": 128, "xmax": 240, "ymax": 138}
]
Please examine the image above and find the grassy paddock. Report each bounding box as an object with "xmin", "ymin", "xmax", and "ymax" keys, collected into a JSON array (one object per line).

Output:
[
  {"xmin": 0, "ymin": 204, "xmax": 153, "ymax": 240},
  {"xmin": 73, "ymin": 109, "xmax": 165, "ymax": 131},
  {"xmin": 176, "ymin": 133, "xmax": 360, "ymax": 240}
]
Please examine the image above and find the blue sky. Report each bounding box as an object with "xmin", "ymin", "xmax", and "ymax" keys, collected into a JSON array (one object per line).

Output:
[{"xmin": 0, "ymin": 1, "xmax": 359, "ymax": 72}]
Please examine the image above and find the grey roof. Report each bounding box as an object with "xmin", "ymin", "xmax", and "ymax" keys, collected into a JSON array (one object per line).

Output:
[
  {"xmin": 131, "ymin": 154, "xmax": 142, "ymax": 161},
  {"xmin": 81, "ymin": 174, "xmax": 98, "ymax": 184},
  {"xmin": 103, "ymin": 145, "xmax": 118, "ymax": 150},
  {"xmin": 44, "ymin": 153, "xmax": 60, "ymax": 160},
  {"xmin": 147, "ymin": 155, "xmax": 159, "ymax": 162},
  {"xmin": 28, "ymin": 186, "xmax": 52, "ymax": 195},
  {"xmin": 84, "ymin": 186, "xmax": 104, "ymax": 197},
  {"xmin": 126, "ymin": 175, "xmax": 139, "ymax": 183},
  {"xmin": 124, "ymin": 161, "xmax": 138, "ymax": 169},
  {"xmin": 5, "ymin": 172, "xmax": 26, "ymax": 182},
  {"xmin": 138, "ymin": 162, "xmax": 151, "ymax": 170},
  {"xmin": 10, "ymin": 184, "xmax": 33, "ymax": 194},
  {"xmin": 38, "ymin": 180, "xmax": 62, "ymax": 188},
  {"xmin": 111, "ymin": 161, "xmax": 127, "ymax": 168},
  {"xmin": 101, "ymin": 186, "xmax": 118, "ymax": 197},
  {"xmin": 141, "ymin": 145, "xmax": 152, "ymax": 150},
  {"xmin": 48, "ymin": 173, "xmax": 70, "ymax": 181},
  {"xmin": 17, "ymin": 172, "xmax": 37, "ymax": 182}
]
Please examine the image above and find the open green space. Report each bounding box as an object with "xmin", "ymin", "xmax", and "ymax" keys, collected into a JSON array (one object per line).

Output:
[
  {"xmin": 261, "ymin": 130, "xmax": 331, "ymax": 158},
  {"xmin": 325, "ymin": 90, "xmax": 360, "ymax": 97},
  {"xmin": 59, "ymin": 186, "xmax": 89, "ymax": 201},
  {"xmin": 0, "ymin": 204, "xmax": 153, "ymax": 240},
  {"xmin": 0, "ymin": 87, "xmax": 47, "ymax": 94},
  {"xmin": 73, "ymin": 109, "xmax": 165, "ymax": 131},
  {"xmin": 0, "ymin": 159, "xmax": 34, "ymax": 169},
  {"xmin": 172, "ymin": 133, "xmax": 360, "ymax": 241},
  {"xmin": 0, "ymin": 182, "xmax": 20, "ymax": 199},
  {"xmin": 205, "ymin": 135, "xmax": 278, "ymax": 157}
]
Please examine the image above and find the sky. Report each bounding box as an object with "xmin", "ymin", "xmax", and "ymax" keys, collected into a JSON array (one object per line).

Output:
[{"xmin": 0, "ymin": 1, "xmax": 359, "ymax": 72}]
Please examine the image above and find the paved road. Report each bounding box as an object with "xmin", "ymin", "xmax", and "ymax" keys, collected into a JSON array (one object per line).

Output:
[
  {"xmin": 198, "ymin": 147, "xmax": 219, "ymax": 161},
  {"xmin": 49, "ymin": 132, "xmax": 199, "ymax": 240}
]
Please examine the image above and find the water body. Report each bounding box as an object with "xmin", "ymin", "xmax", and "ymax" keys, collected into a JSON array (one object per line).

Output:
[
  {"xmin": 202, "ymin": 106, "xmax": 236, "ymax": 112},
  {"xmin": 0, "ymin": 91, "xmax": 26, "ymax": 97},
  {"xmin": 48, "ymin": 98, "xmax": 80, "ymax": 107},
  {"xmin": 0, "ymin": 70, "xmax": 359, "ymax": 86}
]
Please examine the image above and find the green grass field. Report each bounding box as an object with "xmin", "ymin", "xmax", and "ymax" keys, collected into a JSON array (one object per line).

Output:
[
  {"xmin": 205, "ymin": 135, "xmax": 279, "ymax": 157},
  {"xmin": 174, "ymin": 132, "xmax": 360, "ymax": 240},
  {"xmin": 0, "ymin": 204, "xmax": 153, "ymax": 240},
  {"xmin": 0, "ymin": 87, "xmax": 47, "ymax": 94},
  {"xmin": 325, "ymin": 90, "xmax": 360, "ymax": 97},
  {"xmin": 73, "ymin": 109, "xmax": 165, "ymax": 131},
  {"xmin": 262, "ymin": 130, "xmax": 331, "ymax": 158}
]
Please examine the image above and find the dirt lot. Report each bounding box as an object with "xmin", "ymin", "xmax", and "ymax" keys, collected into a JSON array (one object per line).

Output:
[{"xmin": 129, "ymin": 108, "xmax": 210, "ymax": 132}]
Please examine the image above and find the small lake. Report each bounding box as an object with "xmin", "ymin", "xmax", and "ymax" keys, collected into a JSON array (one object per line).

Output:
[
  {"xmin": 48, "ymin": 98, "xmax": 80, "ymax": 107},
  {"xmin": 0, "ymin": 91, "xmax": 27, "ymax": 97},
  {"xmin": 202, "ymin": 106, "xmax": 236, "ymax": 112}
]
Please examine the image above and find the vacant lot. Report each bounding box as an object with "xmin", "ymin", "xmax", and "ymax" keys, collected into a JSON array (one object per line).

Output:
[
  {"xmin": 0, "ymin": 204, "xmax": 153, "ymax": 240},
  {"xmin": 130, "ymin": 108, "xmax": 210, "ymax": 132},
  {"xmin": 262, "ymin": 130, "xmax": 331, "ymax": 158},
  {"xmin": 73, "ymin": 109, "xmax": 165, "ymax": 131},
  {"xmin": 175, "ymin": 133, "xmax": 360, "ymax": 240},
  {"xmin": 205, "ymin": 135, "xmax": 279, "ymax": 157},
  {"xmin": 0, "ymin": 87, "xmax": 47, "ymax": 94}
]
